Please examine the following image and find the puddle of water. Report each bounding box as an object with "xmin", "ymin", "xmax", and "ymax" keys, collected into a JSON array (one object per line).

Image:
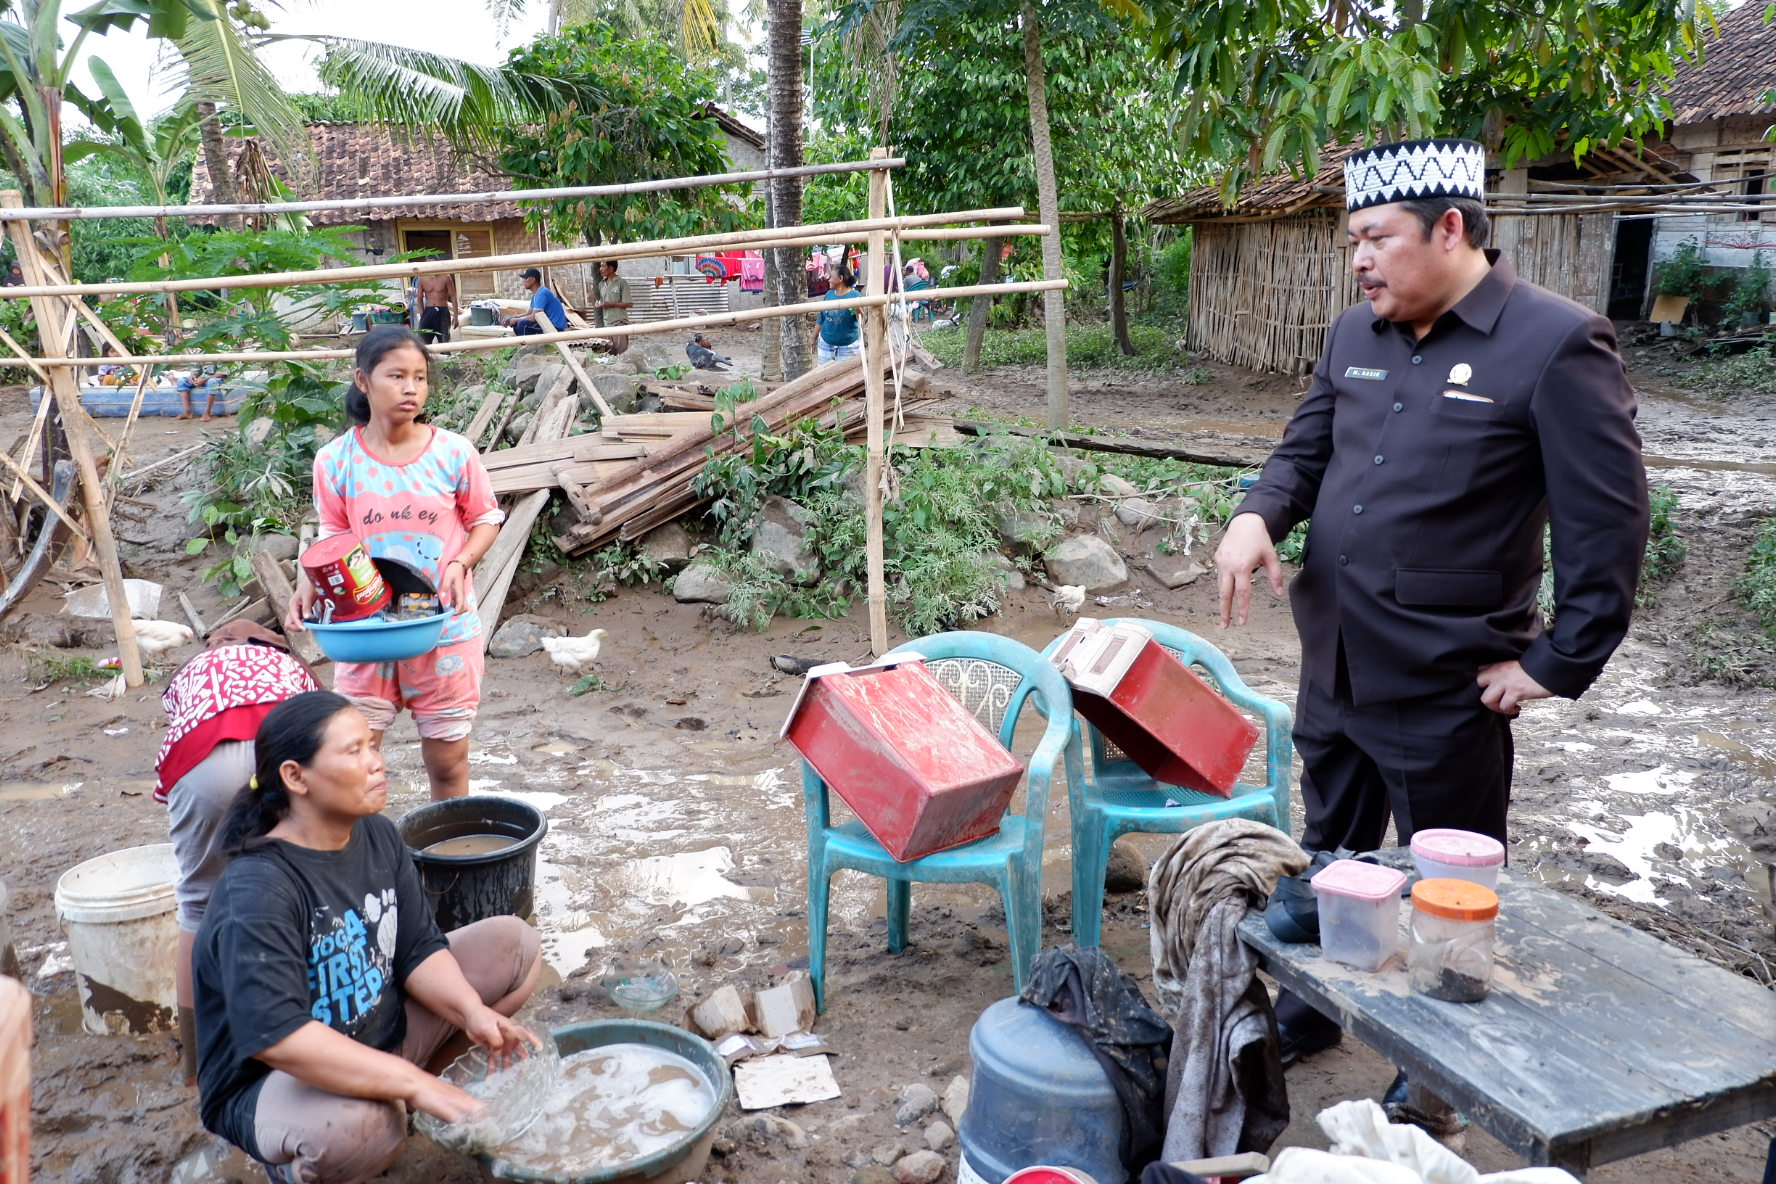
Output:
[
  {"xmin": 609, "ymin": 847, "xmax": 773, "ymax": 913},
  {"xmin": 1613, "ymin": 700, "xmax": 1663, "ymax": 717},
  {"xmin": 1695, "ymin": 731, "xmax": 1776, "ymax": 778},
  {"xmin": 533, "ymin": 740, "xmax": 576, "ymax": 756},
  {"xmin": 1566, "ymin": 805, "xmax": 1751, "ymax": 905},
  {"xmin": 0, "ymin": 781, "xmax": 81, "ymax": 802},
  {"xmin": 469, "ymin": 749, "xmax": 519, "ymax": 766},
  {"xmin": 1601, "ymin": 766, "xmax": 1693, "ymax": 798}
]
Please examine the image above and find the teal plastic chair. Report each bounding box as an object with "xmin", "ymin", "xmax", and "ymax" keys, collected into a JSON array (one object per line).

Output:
[
  {"xmin": 802, "ymin": 631, "xmax": 1082, "ymax": 1011},
  {"xmin": 1042, "ymin": 618, "xmax": 1294, "ymax": 948}
]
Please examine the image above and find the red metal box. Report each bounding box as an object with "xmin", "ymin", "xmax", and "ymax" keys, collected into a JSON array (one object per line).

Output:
[
  {"xmin": 1050, "ymin": 619, "xmax": 1257, "ymax": 796},
  {"xmin": 781, "ymin": 654, "xmax": 1025, "ymax": 862}
]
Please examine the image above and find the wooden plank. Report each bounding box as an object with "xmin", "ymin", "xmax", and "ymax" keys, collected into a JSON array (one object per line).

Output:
[
  {"xmin": 248, "ymin": 551, "xmax": 326, "ymax": 667},
  {"xmin": 952, "ymin": 419, "xmax": 1264, "ymax": 468},
  {"xmin": 473, "ymin": 489, "xmax": 550, "ymax": 644},
  {"xmin": 601, "ymin": 412, "xmax": 711, "ymax": 432},
  {"xmin": 479, "ymin": 434, "xmax": 647, "ymax": 472},
  {"xmin": 1238, "ymin": 873, "xmax": 1776, "ymax": 1170},
  {"xmin": 463, "ymin": 385, "xmax": 510, "ymax": 450},
  {"xmin": 552, "ymin": 341, "xmax": 615, "ymax": 418}
]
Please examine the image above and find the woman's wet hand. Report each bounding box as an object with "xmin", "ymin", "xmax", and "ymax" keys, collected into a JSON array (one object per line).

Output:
[
  {"xmin": 411, "ymin": 1075, "xmax": 487, "ymax": 1125},
  {"xmin": 466, "ymin": 1008, "xmax": 540, "ymax": 1059}
]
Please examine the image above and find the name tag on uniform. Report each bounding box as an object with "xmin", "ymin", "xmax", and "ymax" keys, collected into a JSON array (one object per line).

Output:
[{"xmin": 1344, "ymin": 366, "xmax": 1388, "ymax": 381}]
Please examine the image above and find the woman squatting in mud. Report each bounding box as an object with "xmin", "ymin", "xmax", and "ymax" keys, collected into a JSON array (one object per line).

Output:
[{"xmin": 192, "ymin": 690, "xmax": 543, "ymax": 1183}]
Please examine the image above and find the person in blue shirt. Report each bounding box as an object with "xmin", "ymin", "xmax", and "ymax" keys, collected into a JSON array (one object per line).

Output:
[
  {"xmin": 505, "ymin": 268, "xmax": 569, "ymax": 336},
  {"xmin": 816, "ymin": 264, "xmax": 863, "ymax": 364}
]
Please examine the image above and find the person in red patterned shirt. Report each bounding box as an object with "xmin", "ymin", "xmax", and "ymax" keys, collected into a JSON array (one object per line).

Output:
[{"xmin": 157, "ymin": 620, "xmax": 318, "ymax": 1081}]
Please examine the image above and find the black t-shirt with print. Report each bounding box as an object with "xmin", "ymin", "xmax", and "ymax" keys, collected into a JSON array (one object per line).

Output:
[{"xmin": 193, "ymin": 814, "xmax": 447, "ymax": 1159}]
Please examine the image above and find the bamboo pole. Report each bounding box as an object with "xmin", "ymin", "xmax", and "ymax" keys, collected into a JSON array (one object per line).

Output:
[
  {"xmin": 863, "ymin": 150, "xmax": 890, "ymax": 656},
  {"xmin": 0, "ymin": 159, "xmax": 910, "ymax": 223},
  {"xmin": 6, "ymin": 280, "xmax": 1069, "ymax": 369},
  {"xmin": 0, "ymin": 208, "xmax": 1031, "ymax": 301},
  {"xmin": 0, "ymin": 447, "xmax": 87, "ymax": 540},
  {"xmin": 1, "ymin": 191, "xmax": 144, "ymax": 687}
]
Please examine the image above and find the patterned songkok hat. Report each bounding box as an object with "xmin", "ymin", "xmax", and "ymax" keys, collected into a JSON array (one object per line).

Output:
[{"xmin": 1344, "ymin": 139, "xmax": 1486, "ymax": 213}]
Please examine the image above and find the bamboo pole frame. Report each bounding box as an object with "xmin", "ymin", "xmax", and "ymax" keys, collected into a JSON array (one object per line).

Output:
[
  {"xmin": 0, "ymin": 158, "xmax": 910, "ymax": 223},
  {"xmin": 0, "ymin": 209, "xmax": 1033, "ymax": 302},
  {"xmin": 1, "ymin": 190, "xmax": 145, "ymax": 687},
  {"xmin": 3, "ymin": 280, "xmax": 1068, "ymax": 369},
  {"xmin": 2, "ymin": 154, "xmax": 1070, "ymax": 668},
  {"xmin": 863, "ymin": 148, "xmax": 890, "ymax": 655}
]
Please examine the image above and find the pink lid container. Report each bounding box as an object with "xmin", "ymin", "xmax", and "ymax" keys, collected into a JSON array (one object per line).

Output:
[
  {"xmin": 1410, "ymin": 829, "xmax": 1505, "ymax": 868},
  {"xmin": 1310, "ymin": 858, "xmax": 1407, "ymax": 902}
]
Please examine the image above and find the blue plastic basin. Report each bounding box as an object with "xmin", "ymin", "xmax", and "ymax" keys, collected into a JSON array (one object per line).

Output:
[{"xmin": 305, "ymin": 610, "xmax": 451, "ymax": 663}]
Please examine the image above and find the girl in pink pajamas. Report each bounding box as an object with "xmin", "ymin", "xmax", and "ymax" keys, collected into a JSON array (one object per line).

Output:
[{"xmin": 285, "ymin": 327, "xmax": 504, "ymax": 800}]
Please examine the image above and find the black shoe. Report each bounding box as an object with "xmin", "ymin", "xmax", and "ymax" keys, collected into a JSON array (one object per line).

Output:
[
  {"xmin": 1277, "ymin": 1016, "xmax": 1342, "ymax": 1067},
  {"xmin": 1382, "ymin": 1070, "xmax": 1411, "ymax": 1109}
]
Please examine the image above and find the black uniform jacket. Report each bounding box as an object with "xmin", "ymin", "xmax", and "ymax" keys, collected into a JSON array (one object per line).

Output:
[{"xmin": 1236, "ymin": 251, "xmax": 1648, "ymax": 706}]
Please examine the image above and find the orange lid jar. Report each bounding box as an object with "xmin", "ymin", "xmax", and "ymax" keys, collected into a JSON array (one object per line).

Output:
[{"xmin": 1408, "ymin": 878, "xmax": 1499, "ymax": 1002}]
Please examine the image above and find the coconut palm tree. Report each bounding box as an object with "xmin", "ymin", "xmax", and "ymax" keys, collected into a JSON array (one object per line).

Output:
[{"xmin": 766, "ymin": 0, "xmax": 808, "ymax": 380}]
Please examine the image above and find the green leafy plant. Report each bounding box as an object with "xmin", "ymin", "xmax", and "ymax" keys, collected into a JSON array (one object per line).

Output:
[
  {"xmin": 1743, "ymin": 508, "xmax": 1776, "ymax": 640},
  {"xmin": 921, "ymin": 323, "xmax": 1180, "ymax": 371},
  {"xmin": 652, "ymin": 363, "xmax": 693, "ymax": 381},
  {"xmin": 1687, "ymin": 346, "xmax": 1776, "ymax": 400},
  {"xmin": 1653, "ymin": 238, "xmax": 1710, "ymax": 302},
  {"xmin": 26, "ymin": 653, "xmax": 110, "ymax": 684},
  {"xmin": 1722, "ymin": 253, "xmax": 1772, "ymax": 327}
]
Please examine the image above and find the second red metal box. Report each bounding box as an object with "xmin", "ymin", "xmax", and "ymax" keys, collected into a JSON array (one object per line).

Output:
[
  {"xmin": 1050, "ymin": 619, "xmax": 1257, "ymax": 796},
  {"xmin": 781, "ymin": 653, "xmax": 1025, "ymax": 862}
]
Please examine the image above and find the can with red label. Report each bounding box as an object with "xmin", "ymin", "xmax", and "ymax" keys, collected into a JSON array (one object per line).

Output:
[{"xmin": 299, "ymin": 534, "xmax": 391, "ymax": 622}]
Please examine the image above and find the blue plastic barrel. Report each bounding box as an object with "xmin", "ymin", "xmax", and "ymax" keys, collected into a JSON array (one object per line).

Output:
[{"xmin": 956, "ymin": 997, "xmax": 1127, "ymax": 1184}]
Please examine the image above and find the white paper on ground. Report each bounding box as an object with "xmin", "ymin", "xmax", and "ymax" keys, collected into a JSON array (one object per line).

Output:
[{"xmin": 733, "ymin": 1053, "xmax": 840, "ymax": 1109}]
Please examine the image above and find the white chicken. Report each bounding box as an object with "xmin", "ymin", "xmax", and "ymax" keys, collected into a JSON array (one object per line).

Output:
[
  {"xmin": 1049, "ymin": 585, "xmax": 1086, "ymax": 614},
  {"xmin": 130, "ymin": 619, "xmax": 195, "ymax": 661},
  {"xmin": 540, "ymin": 627, "xmax": 608, "ymax": 675}
]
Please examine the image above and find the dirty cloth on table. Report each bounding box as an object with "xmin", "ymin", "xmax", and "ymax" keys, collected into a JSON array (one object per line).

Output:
[
  {"xmin": 1148, "ymin": 819, "xmax": 1308, "ymax": 1162},
  {"xmin": 1021, "ymin": 944, "xmax": 1173, "ymax": 1175}
]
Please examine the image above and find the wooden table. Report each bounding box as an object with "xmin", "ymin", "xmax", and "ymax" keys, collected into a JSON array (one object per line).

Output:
[{"xmin": 1238, "ymin": 871, "xmax": 1776, "ymax": 1175}]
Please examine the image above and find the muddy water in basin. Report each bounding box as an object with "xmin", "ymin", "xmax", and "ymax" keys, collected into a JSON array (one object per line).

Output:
[
  {"xmin": 423, "ymin": 834, "xmax": 519, "ymax": 857},
  {"xmin": 494, "ymin": 1043, "xmax": 716, "ymax": 1175}
]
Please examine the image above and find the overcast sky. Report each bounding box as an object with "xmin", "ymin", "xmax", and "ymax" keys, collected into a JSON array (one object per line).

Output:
[{"xmin": 71, "ymin": 0, "xmax": 552, "ymax": 121}]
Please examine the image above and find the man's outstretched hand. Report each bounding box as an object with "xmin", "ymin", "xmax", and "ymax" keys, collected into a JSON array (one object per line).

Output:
[{"xmin": 1215, "ymin": 512, "xmax": 1285, "ymax": 628}]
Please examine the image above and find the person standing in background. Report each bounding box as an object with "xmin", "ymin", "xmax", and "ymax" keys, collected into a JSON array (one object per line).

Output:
[{"xmin": 593, "ymin": 261, "xmax": 633, "ymax": 355}]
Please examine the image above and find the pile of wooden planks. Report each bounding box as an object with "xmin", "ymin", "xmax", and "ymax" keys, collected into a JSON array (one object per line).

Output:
[{"xmin": 472, "ymin": 357, "xmax": 931, "ymax": 561}]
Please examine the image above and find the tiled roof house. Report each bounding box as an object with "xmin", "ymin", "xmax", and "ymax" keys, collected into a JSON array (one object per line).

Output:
[{"xmin": 191, "ymin": 116, "xmax": 767, "ymax": 310}]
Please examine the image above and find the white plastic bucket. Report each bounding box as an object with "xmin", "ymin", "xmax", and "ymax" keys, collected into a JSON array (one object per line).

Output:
[{"xmin": 54, "ymin": 844, "xmax": 179, "ymax": 1035}]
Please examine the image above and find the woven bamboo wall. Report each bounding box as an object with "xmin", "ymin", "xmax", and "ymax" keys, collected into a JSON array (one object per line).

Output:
[
  {"xmin": 1186, "ymin": 209, "xmax": 1611, "ymax": 375},
  {"xmin": 1186, "ymin": 212, "xmax": 1358, "ymax": 376}
]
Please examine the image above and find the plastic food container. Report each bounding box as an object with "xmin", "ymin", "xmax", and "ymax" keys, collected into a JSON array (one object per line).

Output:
[
  {"xmin": 415, "ymin": 1029, "xmax": 562, "ymax": 1154},
  {"xmin": 1311, "ymin": 859, "xmax": 1408, "ymax": 971},
  {"xmin": 1410, "ymin": 828, "xmax": 1506, "ymax": 890},
  {"xmin": 1409, "ymin": 878, "xmax": 1500, "ymax": 1003}
]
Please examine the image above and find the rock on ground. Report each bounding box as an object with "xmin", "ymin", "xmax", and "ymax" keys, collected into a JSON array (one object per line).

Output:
[
  {"xmin": 893, "ymin": 1149, "xmax": 948, "ymax": 1184},
  {"xmin": 1147, "ymin": 559, "xmax": 1206, "ymax": 589},
  {"xmin": 487, "ymin": 615, "xmax": 563, "ymax": 659},
  {"xmin": 591, "ymin": 372, "xmax": 641, "ymax": 413},
  {"xmin": 640, "ymin": 522, "xmax": 695, "ymax": 569},
  {"xmin": 924, "ymin": 1120, "xmax": 955, "ymax": 1151},
  {"xmin": 752, "ymin": 496, "xmax": 821, "ymax": 585},
  {"xmin": 895, "ymin": 1082, "xmax": 940, "ymax": 1126},
  {"xmin": 241, "ymin": 532, "xmax": 298, "ymax": 563},
  {"xmin": 1099, "ymin": 472, "xmax": 1140, "ymax": 497},
  {"xmin": 673, "ymin": 562, "xmax": 734, "ymax": 605},
  {"xmin": 1115, "ymin": 496, "xmax": 1161, "ymax": 531},
  {"xmin": 1105, "ymin": 840, "xmax": 1149, "ymax": 893},
  {"xmin": 941, "ymin": 1075, "xmax": 970, "ymax": 1125},
  {"xmin": 1044, "ymin": 534, "xmax": 1128, "ymax": 591}
]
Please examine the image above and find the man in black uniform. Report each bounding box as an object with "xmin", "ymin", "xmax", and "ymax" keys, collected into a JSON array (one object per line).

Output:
[{"xmin": 1215, "ymin": 139, "xmax": 1648, "ymax": 1065}]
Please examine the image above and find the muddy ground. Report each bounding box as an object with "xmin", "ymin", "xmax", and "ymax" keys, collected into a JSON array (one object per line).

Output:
[{"xmin": 1, "ymin": 333, "xmax": 1772, "ymax": 1183}]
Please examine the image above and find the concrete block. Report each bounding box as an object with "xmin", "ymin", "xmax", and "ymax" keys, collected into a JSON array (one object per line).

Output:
[{"xmin": 690, "ymin": 984, "xmax": 753, "ymax": 1038}]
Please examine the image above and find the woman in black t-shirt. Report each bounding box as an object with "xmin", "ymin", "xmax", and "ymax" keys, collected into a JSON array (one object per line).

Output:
[{"xmin": 193, "ymin": 691, "xmax": 542, "ymax": 1184}]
